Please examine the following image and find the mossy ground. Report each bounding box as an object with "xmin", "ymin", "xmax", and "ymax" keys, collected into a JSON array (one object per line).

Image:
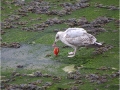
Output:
[{"xmin": 1, "ymin": 0, "xmax": 119, "ymax": 90}]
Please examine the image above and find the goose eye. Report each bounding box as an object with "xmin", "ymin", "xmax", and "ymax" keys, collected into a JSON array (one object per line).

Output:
[{"xmin": 56, "ymin": 36, "xmax": 59, "ymax": 39}]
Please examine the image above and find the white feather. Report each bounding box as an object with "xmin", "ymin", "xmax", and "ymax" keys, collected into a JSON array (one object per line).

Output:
[{"xmin": 58, "ymin": 28, "xmax": 96, "ymax": 46}]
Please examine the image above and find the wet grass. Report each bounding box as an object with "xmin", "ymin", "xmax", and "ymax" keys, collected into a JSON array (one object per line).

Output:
[
  {"xmin": 1, "ymin": 66, "xmax": 119, "ymax": 90},
  {"xmin": 1, "ymin": 0, "xmax": 119, "ymax": 90}
]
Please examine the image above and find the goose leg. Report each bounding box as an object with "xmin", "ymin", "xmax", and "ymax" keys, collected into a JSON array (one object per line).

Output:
[{"xmin": 68, "ymin": 47, "xmax": 77, "ymax": 57}]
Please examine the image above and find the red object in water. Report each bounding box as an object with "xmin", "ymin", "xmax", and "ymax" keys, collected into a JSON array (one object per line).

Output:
[{"xmin": 53, "ymin": 47, "xmax": 59, "ymax": 56}]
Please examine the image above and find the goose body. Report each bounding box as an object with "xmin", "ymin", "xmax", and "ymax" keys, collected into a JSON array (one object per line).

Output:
[{"xmin": 53, "ymin": 28, "xmax": 102, "ymax": 57}]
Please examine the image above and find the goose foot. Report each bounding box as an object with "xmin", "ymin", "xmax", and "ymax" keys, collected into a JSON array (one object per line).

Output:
[
  {"xmin": 68, "ymin": 54, "xmax": 75, "ymax": 57},
  {"xmin": 68, "ymin": 52, "xmax": 74, "ymax": 55}
]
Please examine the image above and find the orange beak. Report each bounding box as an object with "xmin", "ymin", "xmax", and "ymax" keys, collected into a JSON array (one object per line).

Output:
[{"xmin": 53, "ymin": 47, "xmax": 59, "ymax": 56}]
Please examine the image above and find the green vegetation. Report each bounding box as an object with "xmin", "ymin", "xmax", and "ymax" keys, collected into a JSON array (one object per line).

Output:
[{"xmin": 1, "ymin": 0, "xmax": 119, "ymax": 90}]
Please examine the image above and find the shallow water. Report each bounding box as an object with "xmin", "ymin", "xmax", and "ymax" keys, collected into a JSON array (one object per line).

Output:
[{"xmin": 1, "ymin": 44, "xmax": 61, "ymax": 71}]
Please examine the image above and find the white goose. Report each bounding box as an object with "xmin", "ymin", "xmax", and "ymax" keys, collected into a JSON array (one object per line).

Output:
[{"xmin": 52, "ymin": 28, "xmax": 102, "ymax": 57}]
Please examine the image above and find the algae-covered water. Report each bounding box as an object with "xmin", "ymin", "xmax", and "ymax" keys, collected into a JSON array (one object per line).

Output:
[{"xmin": 1, "ymin": 44, "xmax": 62, "ymax": 71}]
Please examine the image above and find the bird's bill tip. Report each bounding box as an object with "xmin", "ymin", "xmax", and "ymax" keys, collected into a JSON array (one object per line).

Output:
[{"xmin": 52, "ymin": 42, "xmax": 56, "ymax": 47}]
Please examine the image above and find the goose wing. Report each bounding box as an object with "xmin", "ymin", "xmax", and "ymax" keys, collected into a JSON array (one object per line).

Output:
[{"xmin": 65, "ymin": 30, "xmax": 97, "ymax": 46}]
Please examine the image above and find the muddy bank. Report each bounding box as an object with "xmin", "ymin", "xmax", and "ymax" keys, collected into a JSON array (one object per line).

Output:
[{"xmin": 1, "ymin": 44, "xmax": 61, "ymax": 71}]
